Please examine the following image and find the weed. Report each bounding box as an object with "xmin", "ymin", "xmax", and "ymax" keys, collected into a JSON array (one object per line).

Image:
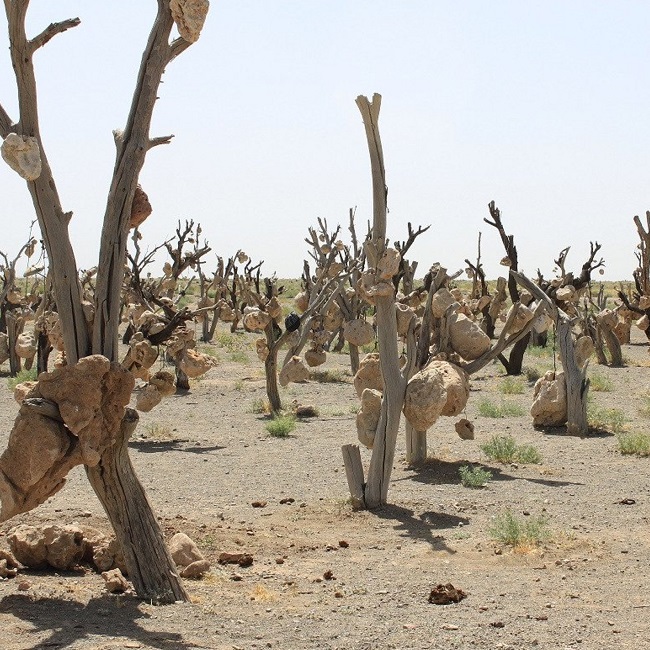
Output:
[
  {"xmin": 249, "ymin": 398, "xmax": 271, "ymax": 415},
  {"xmin": 527, "ymin": 345, "xmax": 551, "ymax": 358},
  {"xmin": 638, "ymin": 396, "xmax": 650, "ymax": 418},
  {"xmin": 499, "ymin": 377, "xmax": 525, "ymax": 395},
  {"xmin": 589, "ymin": 372, "xmax": 613, "ymax": 392},
  {"xmin": 266, "ymin": 414, "xmax": 296, "ymax": 437},
  {"xmin": 310, "ymin": 369, "xmax": 347, "ymax": 383},
  {"xmin": 144, "ymin": 422, "xmax": 174, "ymax": 440},
  {"xmin": 489, "ymin": 510, "xmax": 550, "ymax": 548},
  {"xmin": 477, "ymin": 399, "xmax": 525, "ymax": 418},
  {"xmin": 523, "ymin": 366, "xmax": 542, "ymax": 383},
  {"xmin": 229, "ymin": 350, "xmax": 249, "ymax": 364},
  {"xmin": 458, "ymin": 465, "xmax": 492, "ymax": 488},
  {"xmin": 515, "ymin": 444, "xmax": 543, "ymax": 464},
  {"xmin": 233, "ymin": 380, "xmax": 244, "ymax": 391},
  {"xmin": 480, "ymin": 435, "xmax": 542, "ymax": 464},
  {"xmin": 616, "ymin": 432, "xmax": 650, "ymax": 457},
  {"xmin": 7, "ymin": 367, "xmax": 37, "ymax": 390},
  {"xmin": 587, "ymin": 404, "xmax": 627, "ymax": 433}
]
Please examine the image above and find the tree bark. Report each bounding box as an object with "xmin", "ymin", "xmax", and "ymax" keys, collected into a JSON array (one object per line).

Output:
[{"xmin": 87, "ymin": 409, "xmax": 189, "ymax": 603}]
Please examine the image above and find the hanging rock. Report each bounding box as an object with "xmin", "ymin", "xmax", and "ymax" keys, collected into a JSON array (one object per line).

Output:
[
  {"xmin": 356, "ymin": 388, "xmax": 382, "ymax": 449},
  {"xmin": 343, "ymin": 319, "xmax": 374, "ymax": 347},
  {"xmin": 279, "ymin": 356, "xmax": 310, "ymax": 387},
  {"xmin": 1, "ymin": 133, "xmax": 42, "ymax": 181},
  {"xmin": 449, "ymin": 313, "xmax": 491, "ymax": 360},
  {"xmin": 170, "ymin": 0, "xmax": 209, "ymax": 43},
  {"xmin": 530, "ymin": 370, "xmax": 567, "ymax": 427},
  {"xmin": 403, "ymin": 366, "xmax": 447, "ymax": 431},
  {"xmin": 353, "ymin": 353, "xmax": 383, "ymax": 397}
]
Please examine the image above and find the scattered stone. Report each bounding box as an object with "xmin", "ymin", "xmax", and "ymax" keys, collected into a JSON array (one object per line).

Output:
[
  {"xmin": 428, "ymin": 583, "xmax": 467, "ymax": 605},
  {"xmin": 323, "ymin": 569, "xmax": 335, "ymax": 580},
  {"xmin": 17, "ymin": 580, "xmax": 30, "ymax": 591},
  {"xmin": 180, "ymin": 559, "xmax": 210, "ymax": 579},
  {"xmin": 218, "ymin": 552, "xmax": 253, "ymax": 567},
  {"xmin": 102, "ymin": 568, "xmax": 129, "ymax": 594},
  {"xmin": 9, "ymin": 524, "xmax": 85, "ymax": 570},
  {"xmin": 295, "ymin": 405, "xmax": 318, "ymax": 418},
  {"xmin": 251, "ymin": 501, "xmax": 267, "ymax": 508},
  {"xmin": 169, "ymin": 532, "xmax": 204, "ymax": 568},
  {"xmin": 279, "ymin": 497, "xmax": 295, "ymax": 505},
  {"xmin": 338, "ymin": 540, "xmax": 349, "ymax": 548}
]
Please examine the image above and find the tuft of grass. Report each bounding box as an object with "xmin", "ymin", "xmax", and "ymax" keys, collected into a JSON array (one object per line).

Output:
[
  {"xmin": 480, "ymin": 435, "xmax": 542, "ymax": 464},
  {"xmin": 477, "ymin": 399, "xmax": 525, "ymax": 418},
  {"xmin": 229, "ymin": 350, "xmax": 249, "ymax": 364},
  {"xmin": 7, "ymin": 367, "xmax": 37, "ymax": 390},
  {"xmin": 589, "ymin": 372, "xmax": 613, "ymax": 392},
  {"xmin": 637, "ymin": 395, "xmax": 650, "ymax": 418},
  {"xmin": 310, "ymin": 369, "xmax": 347, "ymax": 383},
  {"xmin": 144, "ymin": 422, "xmax": 174, "ymax": 440},
  {"xmin": 233, "ymin": 380, "xmax": 244, "ymax": 391},
  {"xmin": 523, "ymin": 366, "xmax": 543, "ymax": 383},
  {"xmin": 587, "ymin": 404, "xmax": 627, "ymax": 433},
  {"xmin": 265, "ymin": 414, "xmax": 296, "ymax": 437},
  {"xmin": 249, "ymin": 398, "xmax": 271, "ymax": 415},
  {"xmin": 458, "ymin": 465, "xmax": 492, "ymax": 488},
  {"xmin": 527, "ymin": 345, "xmax": 552, "ymax": 358},
  {"xmin": 489, "ymin": 509, "xmax": 550, "ymax": 548},
  {"xmin": 499, "ymin": 377, "xmax": 525, "ymax": 395},
  {"xmin": 616, "ymin": 432, "xmax": 650, "ymax": 457}
]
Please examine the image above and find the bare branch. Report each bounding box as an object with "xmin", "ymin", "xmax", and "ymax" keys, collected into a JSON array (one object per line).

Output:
[
  {"xmin": 0, "ymin": 103, "xmax": 15, "ymax": 138},
  {"xmin": 29, "ymin": 18, "xmax": 80, "ymax": 53},
  {"xmin": 148, "ymin": 135, "xmax": 174, "ymax": 150}
]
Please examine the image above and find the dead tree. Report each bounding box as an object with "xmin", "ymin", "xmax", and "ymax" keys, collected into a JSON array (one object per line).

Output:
[
  {"xmin": 0, "ymin": 1, "xmax": 209, "ymax": 603},
  {"xmin": 484, "ymin": 202, "xmax": 531, "ymax": 375}
]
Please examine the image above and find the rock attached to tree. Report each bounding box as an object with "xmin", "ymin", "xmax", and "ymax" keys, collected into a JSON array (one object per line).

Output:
[
  {"xmin": 530, "ymin": 370, "xmax": 567, "ymax": 427},
  {"xmin": 279, "ymin": 356, "xmax": 310, "ymax": 387},
  {"xmin": 1, "ymin": 133, "xmax": 42, "ymax": 181},
  {"xmin": 353, "ymin": 353, "xmax": 383, "ymax": 397},
  {"xmin": 403, "ymin": 366, "xmax": 447, "ymax": 431},
  {"xmin": 343, "ymin": 319, "xmax": 374, "ymax": 347},
  {"xmin": 356, "ymin": 388, "xmax": 382, "ymax": 448},
  {"xmin": 449, "ymin": 313, "xmax": 491, "ymax": 361}
]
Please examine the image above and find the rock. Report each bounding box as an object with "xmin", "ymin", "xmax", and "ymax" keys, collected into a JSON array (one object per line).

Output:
[
  {"xmin": 129, "ymin": 185, "xmax": 152, "ymax": 229},
  {"xmin": 102, "ymin": 568, "xmax": 129, "ymax": 594},
  {"xmin": 13, "ymin": 381, "xmax": 38, "ymax": 404},
  {"xmin": 179, "ymin": 348, "xmax": 216, "ymax": 378},
  {"xmin": 449, "ymin": 313, "xmax": 491, "ymax": 360},
  {"xmin": 279, "ymin": 356, "xmax": 309, "ymax": 387},
  {"xmin": 1, "ymin": 133, "xmax": 42, "ymax": 181},
  {"xmin": 169, "ymin": 533, "xmax": 204, "ymax": 567},
  {"xmin": 243, "ymin": 308, "xmax": 272, "ymax": 332},
  {"xmin": 135, "ymin": 384, "xmax": 162, "ymax": 413},
  {"xmin": 556, "ymin": 285, "xmax": 577, "ymax": 302},
  {"xmin": 427, "ymin": 360, "xmax": 469, "ymax": 417},
  {"xmin": 294, "ymin": 292, "xmax": 309, "ymax": 313},
  {"xmin": 148, "ymin": 370, "xmax": 176, "ymax": 397},
  {"xmin": 356, "ymin": 389, "xmax": 382, "ymax": 448},
  {"xmin": 395, "ymin": 303, "xmax": 415, "ymax": 337},
  {"xmin": 455, "ymin": 418, "xmax": 475, "ymax": 440},
  {"xmin": 0, "ymin": 559, "xmax": 18, "ymax": 578},
  {"xmin": 377, "ymin": 247, "xmax": 401, "ymax": 280},
  {"xmin": 353, "ymin": 353, "xmax": 383, "ymax": 398},
  {"xmin": 15, "ymin": 332, "xmax": 36, "ymax": 360},
  {"xmin": 530, "ymin": 371, "xmax": 567, "ymax": 427},
  {"xmin": 574, "ymin": 335, "xmax": 594, "ymax": 368},
  {"xmin": 92, "ymin": 537, "xmax": 127, "ymax": 574},
  {"xmin": 305, "ymin": 346, "xmax": 327, "ymax": 367},
  {"xmin": 180, "ymin": 559, "xmax": 210, "ymax": 579},
  {"xmin": 295, "ymin": 404, "xmax": 318, "ymax": 418},
  {"xmin": 428, "ymin": 583, "xmax": 467, "ymax": 604},
  {"xmin": 9, "ymin": 524, "xmax": 84, "ymax": 570},
  {"xmin": 343, "ymin": 319, "xmax": 374, "ymax": 347},
  {"xmin": 403, "ymin": 366, "xmax": 447, "ymax": 431},
  {"xmin": 505, "ymin": 303, "xmax": 535, "ymax": 334},
  {"xmin": 170, "ymin": 0, "xmax": 209, "ymax": 43},
  {"xmin": 430, "ymin": 288, "xmax": 457, "ymax": 318},
  {"xmin": 218, "ymin": 552, "xmax": 253, "ymax": 567}
]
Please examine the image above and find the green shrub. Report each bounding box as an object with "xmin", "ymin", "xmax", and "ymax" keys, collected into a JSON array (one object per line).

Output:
[
  {"xmin": 266, "ymin": 414, "xmax": 296, "ymax": 437},
  {"xmin": 249, "ymin": 398, "xmax": 271, "ymax": 414},
  {"xmin": 480, "ymin": 435, "xmax": 542, "ymax": 464},
  {"xmin": 616, "ymin": 432, "xmax": 650, "ymax": 457},
  {"xmin": 499, "ymin": 377, "xmax": 525, "ymax": 395},
  {"xmin": 7, "ymin": 368, "xmax": 37, "ymax": 390},
  {"xmin": 588, "ymin": 404, "xmax": 627, "ymax": 433},
  {"xmin": 523, "ymin": 366, "xmax": 542, "ymax": 383},
  {"xmin": 489, "ymin": 510, "xmax": 550, "ymax": 548},
  {"xmin": 458, "ymin": 465, "xmax": 492, "ymax": 488},
  {"xmin": 589, "ymin": 372, "xmax": 613, "ymax": 392},
  {"xmin": 478, "ymin": 399, "xmax": 525, "ymax": 418}
]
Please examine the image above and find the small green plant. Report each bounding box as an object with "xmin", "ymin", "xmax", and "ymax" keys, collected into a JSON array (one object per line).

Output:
[
  {"xmin": 229, "ymin": 350, "xmax": 249, "ymax": 364},
  {"xmin": 477, "ymin": 399, "xmax": 525, "ymax": 418},
  {"xmin": 7, "ymin": 367, "xmax": 37, "ymax": 390},
  {"xmin": 265, "ymin": 414, "xmax": 296, "ymax": 437},
  {"xmin": 523, "ymin": 366, "xmax": 542, "ymax": 383},
  {"xmin": 638, "ymin": 396, "xmax": 650, "ymax": 418},
  {"xmin": 589, "ymin": 372, "xmax": 613, "ymax": 392},
  {"xmin": 587, "ymin": 404, "xmax": 627, "ymax": 433},
  {"xmin": 489, "ymin": 510, "xmax": 550, "ymax": 548},
  {"xmin": 458, "ymin": 465, "xmax": 492, "ymax": 488},
  {"xmin": 527, "ymin": 345, "xmax": 551, "ymax": 358},
  {"xmin": 480, "ymin": 435, "xmax": 542, "ymax": 464},
  {"xmin": 514, "ymin": 444, "xmax": 543, "ymax": 464},
  {"xmin": 233, "ymin": 380, "xmax": 244, "ymax": 391},
  {"xmin": 499, "ymin": 377, "xmax": 525, "ymax": 395},
  {"xmin": 616, "ymin": 432, "xmax": 650, "ymax": 457}
]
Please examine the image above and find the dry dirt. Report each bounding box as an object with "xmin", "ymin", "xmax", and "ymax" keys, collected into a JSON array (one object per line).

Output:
[{"xmin": 1, "ymin": 326, "xmax": 650, "ymax": 650}]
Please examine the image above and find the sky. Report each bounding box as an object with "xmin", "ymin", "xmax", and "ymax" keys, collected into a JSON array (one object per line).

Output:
[{"xmin": 2, "ymin": 1, "xmax": 650, "ymax": 283}]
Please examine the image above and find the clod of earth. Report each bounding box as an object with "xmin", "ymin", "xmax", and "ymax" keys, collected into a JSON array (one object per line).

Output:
[{"xmin": 428, "ymin": 583, "xmax": 468, "ymax": 605}]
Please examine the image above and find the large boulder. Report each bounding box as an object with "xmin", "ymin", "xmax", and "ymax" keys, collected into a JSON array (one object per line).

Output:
[
  {"xmin": 530, "ymin": 370, "xmax": 567, "ymax": 427},
  {"xmin": 449, "ymin": 313, "xmax": 491, "ymax": 360},
  {"xmin": 403, "ymin": 366, "xmax": 447, "ymax": 431},
  {"xmin": 169, "ymin": 532, "xmax": 204, "ymax": 567}
]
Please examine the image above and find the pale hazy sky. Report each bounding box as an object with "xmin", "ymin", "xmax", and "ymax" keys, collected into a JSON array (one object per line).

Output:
[{"xmin": 2, "ymin": 2, "xmax": 649, "ymax": 282}]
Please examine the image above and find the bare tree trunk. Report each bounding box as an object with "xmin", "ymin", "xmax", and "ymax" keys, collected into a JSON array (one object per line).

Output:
[
  {"xmin": 349, "ymin": 343, "xmax": 360, "ymax": 376},
  {"xmin": 86, "ymin": 409, "xmax": 188, "ymax": 603},
  {"xmin": 6, "ymin": 311, "xmax": 22, "ymax": 376},
  {"xmin": 405, "ymin": 422, "xmax": 427, "ymax": 465},
  {"xmin": 556, "ymin": 319, "xmax": 589, "ymax": 435}
]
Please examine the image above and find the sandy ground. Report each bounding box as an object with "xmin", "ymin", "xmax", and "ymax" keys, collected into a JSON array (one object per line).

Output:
[{"xmin": 1, "ymin": 325, "xmax": 649, "ymax": 650}]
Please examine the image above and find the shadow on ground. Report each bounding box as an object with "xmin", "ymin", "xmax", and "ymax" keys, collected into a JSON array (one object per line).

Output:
[{"xmin": 0, "ymin": 593, "xmax": 196, "ymax": 650}]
